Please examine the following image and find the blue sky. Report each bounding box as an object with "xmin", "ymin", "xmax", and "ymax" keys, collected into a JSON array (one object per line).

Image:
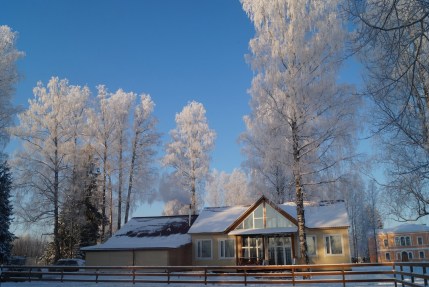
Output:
[
  {"xmin": 2, "ymin": 1, "xmax": 381, "ymax": 219},
  {"xmin": 1, "ymin": 0, "xmax": 256, "ymax": 216}
]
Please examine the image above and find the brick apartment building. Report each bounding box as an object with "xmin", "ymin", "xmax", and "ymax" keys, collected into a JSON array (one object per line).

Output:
[{"xmin": 368, "ymin": 224, "xmax": 429, "ymax": 263}]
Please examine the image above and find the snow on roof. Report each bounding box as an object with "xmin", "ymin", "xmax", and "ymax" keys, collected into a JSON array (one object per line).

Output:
[
  {"xmin": 190, "ymin": 199, "xmax": 349, "ymax": 234},
  {"xmin": 279, "ymin": 201, "xmax": 349, "ymax": 228},
  {"xmin": 82, "ymin": 216, "xmax": 196, "ymax": 251},
  {"xmin": 378, "ymin": 224, "xmax": 429, "ymax": 234},
  {"xmin": 229, "ymin": 227, "xmax": 298, "ymax": 236},
  {"xmin": 188, "ymin": 205, "xmax": 250, "ymax": 234}
]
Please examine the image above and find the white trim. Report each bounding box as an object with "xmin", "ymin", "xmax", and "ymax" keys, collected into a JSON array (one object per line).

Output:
[
  {"xmin": 324, "ymin": 234, "xmax": 344, "ymax": 256},
  {"xmin": 218, "ymin": 238, "xmax": 235, "ymax": 259},
  {"xmin": 196, "ymin": 239, "xmax": 212, "ymax": 260}
]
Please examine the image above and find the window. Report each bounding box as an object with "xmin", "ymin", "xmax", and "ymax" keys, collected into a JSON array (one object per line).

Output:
[
  {"xmin": 418, "ymin": 237, "xmax": 424, "ymax": 245},
  {"xmin": 406, "ymin": 237, "xmax": 411, "ymax": 246},
  {"xmin": 306, "ymin": 235, "xmax": 317, "ymax": 256},
  {"xmin": 396, "ymin": 236, "xmax": 411, "ymax": 246},
  {"xmin": 397, "ymin": 253, "xmax": 401, "ymax": 260},
  {"xmin": 235, "ymin": 203, "xmax": 294, "ymax": 230},
  {"xmin": 325, "ymin": 235, "xmax": 343, "ymax": 255},
  {"xmin": 242, "ymin": 236, "xmax": 263, "ymax": 261},
  {"xmin": 196, "ymin": 239, "xmax": 212, "ymax": 259},
  {"xmin": 420, "ymin": 251, "xmax": 425, "ymax": 259},
  {"xmin": 219, "ymin": 239, "xmax": 235, "ymax": 259},
  {"xmin": 385, "ymin": 252, "xmax": 391, "ymax": 261},
  {"xmin": 408, "ymin": 252, "xmax": 413, "ymax": 259},
  {"xmin": 384, "ymin": 239, "xmax": 388, "ymax": 247},
  {"xmin": 395, "ymin": 237, "xmax": 400, "ymax": 246}
]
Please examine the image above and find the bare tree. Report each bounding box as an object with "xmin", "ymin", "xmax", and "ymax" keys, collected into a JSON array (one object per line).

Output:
[{"xmin": 349, "ymin": 0, "xmax": 429, "ymax": 220}]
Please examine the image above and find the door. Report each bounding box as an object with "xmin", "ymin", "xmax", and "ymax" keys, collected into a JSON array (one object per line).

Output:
[
  {"xmin": 268, "ymin": 237, "xmax": 293, "ymax": 265},
  {"xmin": 401, "ymin": 251, "xmax": 409, "ymax": 262}
]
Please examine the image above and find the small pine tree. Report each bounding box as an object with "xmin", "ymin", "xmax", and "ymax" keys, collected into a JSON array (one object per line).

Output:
[{"xmin": 0, "ymin": 160, "xmax": 14, "ymax": 263}]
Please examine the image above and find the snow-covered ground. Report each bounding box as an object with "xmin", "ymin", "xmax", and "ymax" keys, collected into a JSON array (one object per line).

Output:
[{"xmin": 0, "ymin": 266, "xmax": 407, "ymax": 287}]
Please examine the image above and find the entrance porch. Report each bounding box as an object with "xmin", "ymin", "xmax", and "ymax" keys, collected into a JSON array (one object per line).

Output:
[{"xmin": 236, "ymin": 234, "xmax": 295, "ymax": 266}]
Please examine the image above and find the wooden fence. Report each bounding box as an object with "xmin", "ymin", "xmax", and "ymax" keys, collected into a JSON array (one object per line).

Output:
[{"xmin": 1, "ymin": 262, "xmax": 428, "ymax": 286}]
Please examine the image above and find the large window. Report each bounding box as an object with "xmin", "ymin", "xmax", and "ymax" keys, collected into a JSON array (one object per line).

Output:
[
  {"xmin": 418, "ymin": 237, "xmax": 424, "ymax": 245},
  {"xmin": 395, "ymin": 236, "xmax": 411, "ymax": 246},
  {"xmin": 383, "ymin": 239, "xmax": 388, "ymax": 247},
  {"xmin": 325, "ymin": 235, "xmax": 343, "ymax": 255},
  {"xmin": 306, "ymin": 235, "xmax": 317, "ymax": 256},
  {"xmin": 235, "ymin": 203, "xmax": 294, "ymax": 230},
  {"xmin": 420, "ymin": 251, "xmax": 425, "ymax": 259},
  {"xmin": 219, "ymin": 239, "xmax": 235, "ymax": 259},
  {"xmin": 196, "ymin": 239, "xmax": 212, "ymax": 259},
  {"xmin": 241, "ymin": 236, "xmax": 263, "ymax": 262}
]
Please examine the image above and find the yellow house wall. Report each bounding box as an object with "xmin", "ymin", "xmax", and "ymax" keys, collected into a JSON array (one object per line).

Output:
[
  {"xmin": 192, "ymin": 234, "xmax": 237, "ymax": 266},
  {"xmin": 85, "ymin": 251, "xmax": 133, "ymax": 266},
  {"xmin": 302, "ymin": 228, "xmax": 351, "ymax": 265},
  {"xmin": 134, "ymin": 250, "xmax": 169, "ymax": 266}
]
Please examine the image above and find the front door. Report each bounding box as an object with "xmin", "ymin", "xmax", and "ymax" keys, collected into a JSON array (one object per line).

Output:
[{"xmin": 268, "ymin": 236, "xmax": 292, "ymax": 265}]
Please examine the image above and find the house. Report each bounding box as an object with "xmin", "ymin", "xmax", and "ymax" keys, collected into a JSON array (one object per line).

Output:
[
  {"xmin": 188, "ymin": 196, "xmax": 351, "ymax": 266},
  {"xmin": 368, "ymin": 224, "xmax": 429, "ymax": 263},
  {"xmin": 82, "ymin": 215, "xmax": 196, "ymax": 266},
  {"xmin": 82, "ymin": 196, "xmax": 351, "ymax": 266}
]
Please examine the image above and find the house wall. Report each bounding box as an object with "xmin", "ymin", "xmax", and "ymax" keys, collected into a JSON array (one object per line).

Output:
[
  {"xmin": 169, "ymin": 244, "xmax": 193, "ymax": 266},
  {"xmin": 134, "ymin": 250, "xmax": 169, "ymax": 266},
  {"xmin": 85, "ymin": 251, "xmax": 134, "ymax": 266},
  {"xmin": 191, "ymin": 234, "xmax": 237, "ymax": 266},
  {"xmin": 302, "ymin": 228, "xmax": 351, "ymax": 265},
  {"xmin": 370, "ymin": 230, "xmax": 429, "ymax": 263}
]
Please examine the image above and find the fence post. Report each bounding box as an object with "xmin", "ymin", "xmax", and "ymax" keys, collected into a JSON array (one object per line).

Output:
[
  {"xmin": 292, "ymin": 266, "xmax": 295, "ymax": 286},
  {"xmin": 393, "ymin": 263, "xmax": 397, "ymax": 287},
  {"xmin": 423, "ymin": 266, "xmax": 427, "ymax": 287},
  {"xmin": 244, "ymin": 269, "xmax": 247, "ymax": 286},
  {"xmin": 132, "ymin": 268, "xmax": 135, "ymax": 285},
  {"xmin": 411, "ymin": 266, "xmax": 414, "ymax": 284},
  {"xmin": 167, "ymin": 269, "xmax": 170, "ymax": 285},
  {"xmin": 95, "ymin": 268, "xmax": 99, "ymax": 284},
  {"xmin": 204, "ymin": 268, "xmax": 207, "ymax": 285},
  {"xmin": 400, "ymin": 265, "xmax": 404, "ymax": 287},
  {"xmin": 342, "ymin": 265, "xmax": 346, "ymax": 287}
]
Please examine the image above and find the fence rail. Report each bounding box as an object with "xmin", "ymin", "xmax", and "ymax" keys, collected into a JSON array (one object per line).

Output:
[{"xmin": 1, "ymin": 262, "xmax": 428, "ymax": 286}]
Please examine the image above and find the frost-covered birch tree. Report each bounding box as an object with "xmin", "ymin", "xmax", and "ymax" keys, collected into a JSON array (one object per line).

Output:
[
  {"xmin": 241, "ymin": 0, "xmax": 357, "ymax": 263},
  {"xmin": 11, "ymin": 77, "xmax": 90, "ymax": 261},
  {"xmin": 109, "ymin": 89, "xmax": 135, "ymax": 230},
  {"xmin": 124, "ymin": 94, "xmax": 160, "ymax": 224},
  {"xmin": 205, "ymin": 169, "xmax": 254, "ymax": 207},
  {"xmin": 163, "ymin": 101, "xmax": 216, "ymax": 215},
  {"xmin": 241, "ymin": 115, "xmax": 294, "ymax": 203},
  {"xmin": 87, "ymin": 85, "xmax": 116, "ymax": 239},
  {"xmin": 349, "ymin": 0, "xmax": 429, "ymax": 220},
  {"xmin": 0, "ymin": 25, "xmax": 24, "ymax": 149}
]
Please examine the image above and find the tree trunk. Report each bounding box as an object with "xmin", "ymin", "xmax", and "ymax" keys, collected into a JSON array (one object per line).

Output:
[
  {"xmin": 108, "ymin": 174, "xmax": 113, "ymax": 237},
  {"xmin": 53, "ymin": 137, "xmax": 61, "ymax": 262},
  {"xmin": 191, "ymin": 178, "xmax": 196, "ymax": 215},
  {"xmin": 125, "ymin": 136, "xmax": 137, "ymax": 224},
  {"xmin": 291, "ymin": 118, "xmax": 309, "ymax": 265},
  {"xmin": 117, "ymin": 133, "xmax": 123, "ymax": 230},
  {"xmin": 101, "ymin": 143, "xmax": 107, "ymax": 241}
]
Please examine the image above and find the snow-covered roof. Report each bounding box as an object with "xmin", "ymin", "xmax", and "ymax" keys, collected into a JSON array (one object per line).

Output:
[
  {"xmin": 188, "ymin": 205, "xmax": 250, "ymax": 234},
  {"xmin": 279, "ymin": 201, "xmax": 350, "ymax": 228},
  {"xmin": 229, "ymin": 227, "xmax": 298, "ymax": 236},
  {"xmin": 377, "ymin": 224, "xmax": 429, "ymax": 234},
  {"xmin": 82, "ymin": 216, "xmax": 196, "ymax": 251},
  {"xmin": 189, "ymin": 198, "xmax": 349, "ymax": 234}
]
